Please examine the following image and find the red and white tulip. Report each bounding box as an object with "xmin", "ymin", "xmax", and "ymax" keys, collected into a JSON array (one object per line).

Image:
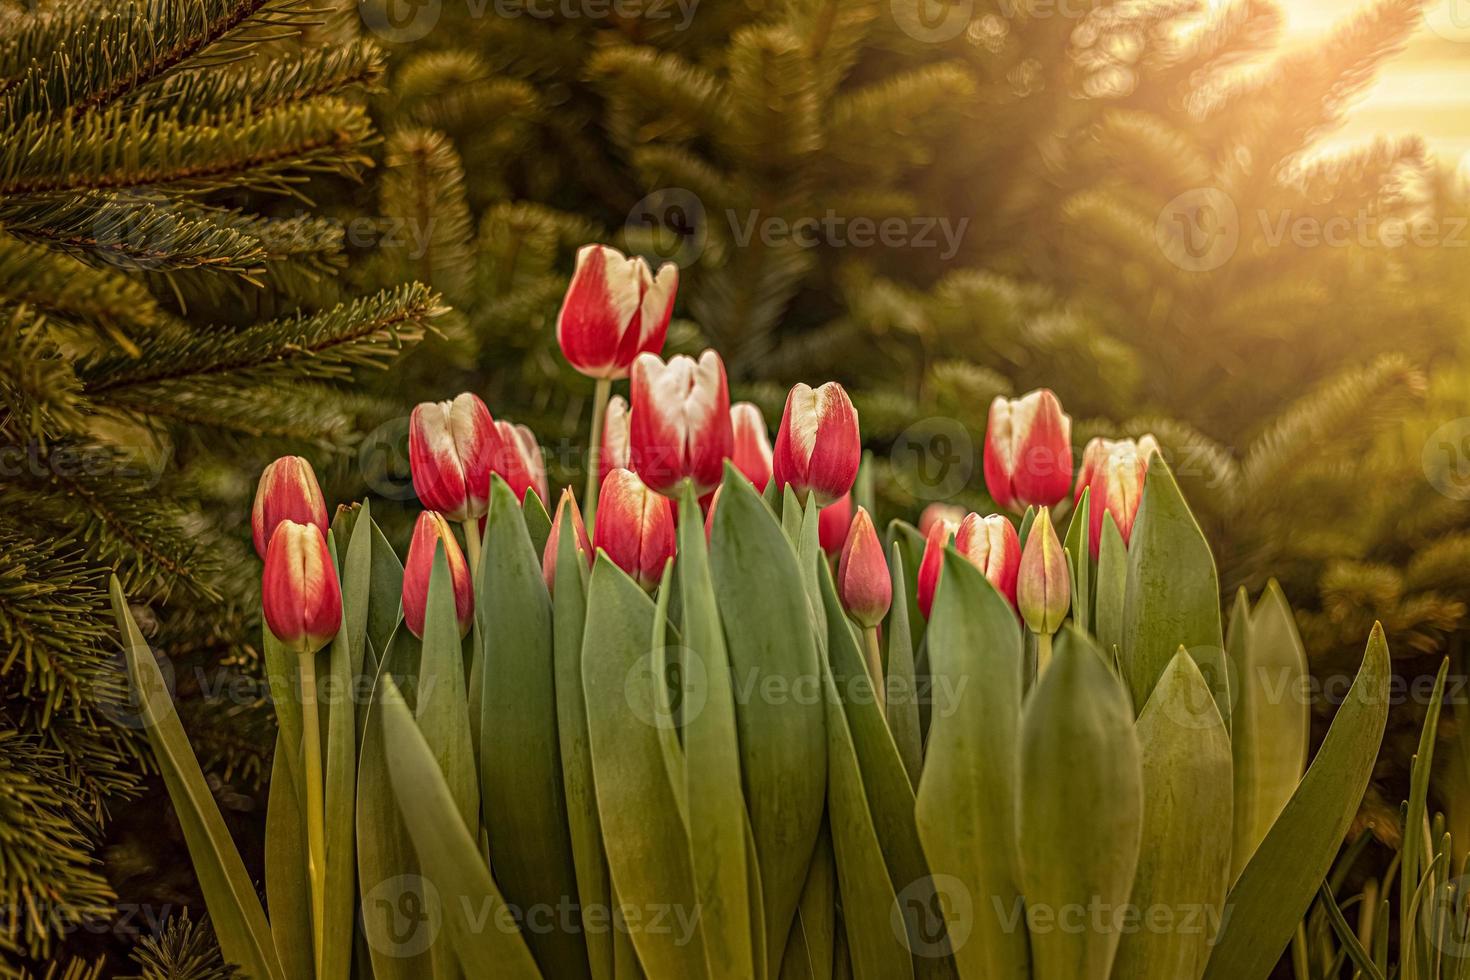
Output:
[
  {"xmin": 252, "ymin": 456, "xmax": 329, "ymax": 559},
  {"xmin": 556, "ymin": 244, "xmax": 677, "ymax": 380},
  {"xmin": 261, "ymin": 520, "xmax": 342, "ymax": 653},
  {"xmin": 729, "ymin": 402, "xmax": 773, "ymax": 491},
  {"xmin": 772, "ymin": 382, "xmax": 861, "ymax": 507},
  {"xmin": 543, "ymin": 489, "xmax": 593, "ymax": 595},
  {"xmin": 493, "ymin": 420, "xmax": 549, "ymax": 506},
  {"xmin": 409, "ymin": 393, "xmax": 499, "ymax": 522},
  {"xmin": 1075, "ymin": 434, "xmax": 1159, "ymax": 555},
  {"xmin": 402, "ymin": 511, "xmax": 475, "ymax": 639},
  {"xmin": 916, "ymin": 516, "xmax": 961, "ymax": 620},
  {"xmin": 628, "ymin": 350, "xmax": 733, "ymax": 497},
  {"xmin": 838, "ymin": 507, "xmax": 891, "ymax": 629},
  {"xmin": 819, "ymin": 492, "xmax": 854, "ymax": 555},
  {"xmin": 955, "ymin": 512, "xmax": 1022, "ymax": 609},
  {"xmin": 983, "ymin": 389, "xmax": 1073, "ymax": 512},
  {"xmin": 594, "ymin": 468, "xmax": 675, "ymax": 591},
  {"xmin": 599, "ymin": 394, "xmax": 631, "ymax": 485}
]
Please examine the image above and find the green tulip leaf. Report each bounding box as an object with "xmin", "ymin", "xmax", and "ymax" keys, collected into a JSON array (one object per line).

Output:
[
  {"xmin": 886, "ymin": 520, "xmax": 927, "ymax": 654},
  {"xmin": 1093, "ymin": 514, "xmax": 1127, "ymax": 658},
  {"xmin": 366, "ymin": 516, "xmax": 405, "ymax": 663},
  {"xmin": 523, "ymin": 488, "xmax": 553, "ymax": 560},
  {"xmin": 885, "ymin": 544, "xmax": 923, "ymax": 788},
  {"xmin": 1018, "ymin": 627, "xmax": 1142, "ymax": 980},
  {"xmin": 265, "ymin": 735, "xmax": 313, "ymax": 980},
  {"xmin": 1201, "ymin": 625, "xmax": 1391, "ymax": 980},
  {"xmin": 1063, "ymin": 488, "xmax": 1091, "ymax": 634},
  {"xmin": 780, "ymin": 826, "xmax": 835, "ymax": 980},
  {"xmin": 418, "ymin": 541, "xmax": 479, "ymax": 833}
]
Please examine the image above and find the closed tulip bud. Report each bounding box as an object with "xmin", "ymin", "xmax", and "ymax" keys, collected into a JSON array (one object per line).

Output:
[
  {"xmin": 730, "ymin": 402, "xmax": 773, "ymax": 490},
  {"xmin": 818, "ymin": 492, "xmax": 854, "ymax": 555},
  {"xmin": 252, "ymin": 456, "xmax": 329, "ymax": 559},
  {"xmin": 916, "ymin": 516, "xmax": 960, "ymax": 620},
  {"xmin": 493, "ymin": 420, "xmax": 549, "ymax": 506},
  {"xmin": 983, "ymin": 389, "xmax": 1073, "ymax": 512},
  {"xmin": 1017, "ymin": 508, "xmax": 1070, "ymax": 635},
  {"xmin": 409, "ymin": 392, "xmax": 499, "ymax": 522},
  {"xmin": 772, "ymin": 382, "xmax": 861, "ymax": 507},
  {"xmin": 838, "ymin": 507, "xmax": 891, "ymax": 629},
  {"xmin": 628, "ymin": 350, "xmax": 733, "ymax": 497},
  {"xmin": 594, "ymin": 469, "xmax": 675, "ymax": 591},
  {"xmin": 403, "ymin": 512, "xmax": 474, "ymax": 639},
  {"xmin": 918, "ymin": 502, "xmax": 966, "ymax": 537},
  {"xmin": 599, "ymin": 395, "xmax": 631, "ymax": 484},
  {"xmin": 261, "ymin": 521, "xmax": 342, "ymax": 653},
  {"xmin": 557, "ymin": 244, "xmax": 677, "ymax": 380},
  {"xmin": 1075, "ymin": 434, "xmax": 1160, "ymax": 556},
  {"xmin": 955, "ymin": 512, "xmax": 1022, "ymax": 608},
  {"xmin": 543, "ymin": 489, "xmax": 592, "ymax": 594}
]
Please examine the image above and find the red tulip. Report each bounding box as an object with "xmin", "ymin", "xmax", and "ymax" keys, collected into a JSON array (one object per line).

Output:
[
  {"xmin": 493, "ymin": 420, "xmax": 549, "ymax": 506},
  {"xmin": 409, "ymin": 393, "xmax": 499, "ymax": 522},
  {"xmin": 1075, "ymin": 435, "xmax": 1159, "ymax": 556},
  {"xmin": 918, "ymin": 502, "xmax": 966, "ymax": 537},
  {"xmin": 916, "ymin": 516, "xmax": 960, "ymax": 620},
  {"xmin": 556, "ymin": 244, "xmax": 677, "ymax": 380},
  {"xmin": 983, "ymin": 389, "xmax": 1073, "ymax": 512},
  {"xmin": 252, "ymin": 456, "xmax": 328, "ymax": 559},
  {"xmin": 628, "ymin": 350, "xmax": 733, "ymax": 497},
  {"xmin": 594, "ymin": 468, "xmax": 675, "ymax": 591},
  {"xmin": 403, "ymin": 512, "xmax": 474, "ymax": 639},
  {"xmin": 261, "ymin": 520, "xmax": 342, "ymax": 653},
  {"xmin": 543, "ymin": 489, "xmax": 593, "ymax": 595},
  {"xmin": 818, "ymin": 492, "xmax": 854, "ymax": 555},
  {"xmin": 599, "ymin": 394, "xmax": 631, "ymax": 484},
  {"xmin": 730, "ymin": 402, "xmax": 773, "ymax": 490},
  {"xmin": 772, "ymin": 382, "xmax": 861, "ymax": 507},
  {"xmin": 838, "ymin": 507, "xmax": 891, "ymax": 629},
  {"xmin": 954, "ymin": 512, "xmax": 1021, "ymax": 608},
  {"xmin": 1017, "ymin": 508, "xmax": 1070, "ymax": 635}
]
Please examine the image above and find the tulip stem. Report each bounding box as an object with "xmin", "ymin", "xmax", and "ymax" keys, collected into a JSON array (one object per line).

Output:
[
  {"xmin": 1036, "ymin": 631, "xmax": 1053, "ymax": 679},
  {"xmin": 297, "ymin": 650, "xmax": 327, "ymax": 977},
  {"xmin": 862, "ymin": 626, "xmax": 886, "ymax": 718},
  {"xmin": 584, "ymin": 377, "xmax": 612, "ymax": 527},
  {"xmin": 461, "ymin": 518, "xmax": 482, "ymax": 583}
]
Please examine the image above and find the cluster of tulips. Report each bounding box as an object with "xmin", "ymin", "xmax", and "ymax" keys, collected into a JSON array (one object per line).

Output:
[{"xmin": 111, "ymin": 243, "xmax": 1403, "ymax": 980}]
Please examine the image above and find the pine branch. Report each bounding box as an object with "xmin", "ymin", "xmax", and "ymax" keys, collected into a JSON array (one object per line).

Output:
[
  {"xmin": 124, "ymin": 912, "xmax": 239, "ymax": 980},
  {"xmin": 377, "ymin": 129, "xmax": 475, "ymax": 308},
  {"xmin": 0, "ymin": 237, "xmax": 172, "ymax": 348},
  {"xmin": 138, "ymin": 39, "xmax": 387, "ymax": 118}
]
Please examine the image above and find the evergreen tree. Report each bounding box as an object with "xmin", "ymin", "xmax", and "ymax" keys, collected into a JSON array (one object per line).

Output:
[{"xmin": 0, "ymin": 1, "xmax": 438, "ymax": 970}]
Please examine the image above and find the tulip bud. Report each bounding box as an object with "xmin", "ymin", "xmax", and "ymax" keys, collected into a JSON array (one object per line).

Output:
[
  {"xmin": 818, "ymin": 492, "xmax": 854, "ymax": 555},
  {"xmin": 556, "ymin": 244, "xmax": 677, "ymax": 380},
  {"xmin": 838, "ymin": 507, "xmax": 891, "ymax": 629},
  {"xmin": 918, "ymin": 502, "xmax": 966, "ymax": 537},
  {"xmin": 493, "ymin": 420, "xmax": 549, "ymax": 506},
  {"xmin": 252, "ymin": 456, "xmax": 329, "ymax": 559},
  {"xmin": 261, "ymin": 520, "xmax": 342, "ymax": 653},
  {"xmin": 955, "ymin": 512, "xmax": 1022, "ymax": 608},
  {"xmin": 1017, "ymin": 508, "xmax": 1070, "ymax": 635},
  {"xmin": 409, "ymin": 392, "xmax": 499, "ymax": 522},
  {"xmin": 594, "ymin": 469, "xmax": 675, "ymax": 591},
  {"xmin": 983, "ymin": 389, "xmax": 1073, "ymax": 512},
  {"xmin": 543, "ymin": 489, "xmax": 592, "ymax": 595},
  {"xmin": 916, "ymin": 516, "xmax": 960, "ymax": 620},
  {"xmin": 730, "ymin": 402, "xmax": 774, "ymax": 491},
  {"xmin": 772, "ymin": 382, "xmax": 861, "ymax": 507},
  {"xmin": 628, "ymin": 350, "xmax": 733, "ymax": 497},
  {"xmin": 1075, "ymin": 435, "xmax": 1160, "ymax": 556},
  {"xmin": 599, "ymin": 395, "xmax": 631, "ymax": 484},
  {"xmin": 403, "ymin": 512, "xmax": 474, "ymax": 639}
]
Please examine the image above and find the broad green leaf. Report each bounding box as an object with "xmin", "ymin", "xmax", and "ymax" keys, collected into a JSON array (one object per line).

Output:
[
  {"xmin": 322, "ymin": 577, "xmax": 359, "ymax": 980},
  {"xmin": 779, "ymin": 826, "xmax": 834, "ymax": 980},
  {"xmin": 417, "ymin": 542, "xmax": 479, "ymax": 832},
  {"xmin": 1112, "ymin": 651, "xmax": 1231, "ymax": 980},
  {"xmin": 1093, "ymin": 514, "xmax": 1126, "ymax": 658},
  {"xmin": 263, "ymin": 626, "xmax": 304, "ymax": 802},
  {"xmin": 1201, "ymin": 625, "xmax": 1391, "ymax": 980},
  {"xmin": 915, "ymin": 552, "xmax": 1029, "ymax": 980},
  {"xmin": 379, "ymin": 677, "xmax": 544, "ymax": 978},
  {"xmin": 1063, "ymin": 488, "xmax": 1091, "ymax": 634},
  {"xmin": 886, "ymin": 519, "xmax": 926, "ymax": 655},
  {"xmin": 479, "ymin": 478, "xmax": 588, "ymax": 980},
  {"xmin": 797, "ymin": 495, "xmax": 828, "ymax": 638},
  {"xmin": 341, "ymin": 499, "xmax": 376, "ymax": 685},
  {"xmin": 1402, "ymin": 658, "xmax": 1449, "ymax": 972},
  {"xmin": 523, "ymin": 488, "xmax": 553, "ymax": 559},
  {"xmin": 356, "ymin": 638, "xmax": 432, "ymax": 980},
  {"xmin": 677, "ymin": 483, "xmax": 754, "ymax": 980},
  {"xmin": 1121, "ymin": 456, "xmax": 1224, "ymax": 715},
  {"xmin": 885, "ymin": 545, "xmax": 922, "ymax": 788},
  {"xmin": 265, "ymin": 736, "xmax": 312, "ymax": 980},
  {"xmin": 582, "ymin": 555, "xmax": 710, "ymax": 978},
  {"xmin": 1018, "ymin": 627, "xmax": 1142, "ymax": 980},
  {"xmin": 553, "ymin": 507, "xmax": 614, "ymax": 980},
  {"xmin": 822, "ymin": 652, "xmax": 914, "ymax": 980},
  {"xmin": 1230, "ymin": 581, "xmax": 1308, "ymax": 881},
  {"xmin": 110, "ymin": 578, "xmax": 284, "ymax": 980},
  {"xmin": 712, "ymin": 467, "xmax": 825, "ymax": 972},
  {"xmin": 651, "ymin": 561, "xmax": 689, "ymax": 825},
  {"xmin": 367, "ymin": 518, "xmax": 405, "ymax": 663}
]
